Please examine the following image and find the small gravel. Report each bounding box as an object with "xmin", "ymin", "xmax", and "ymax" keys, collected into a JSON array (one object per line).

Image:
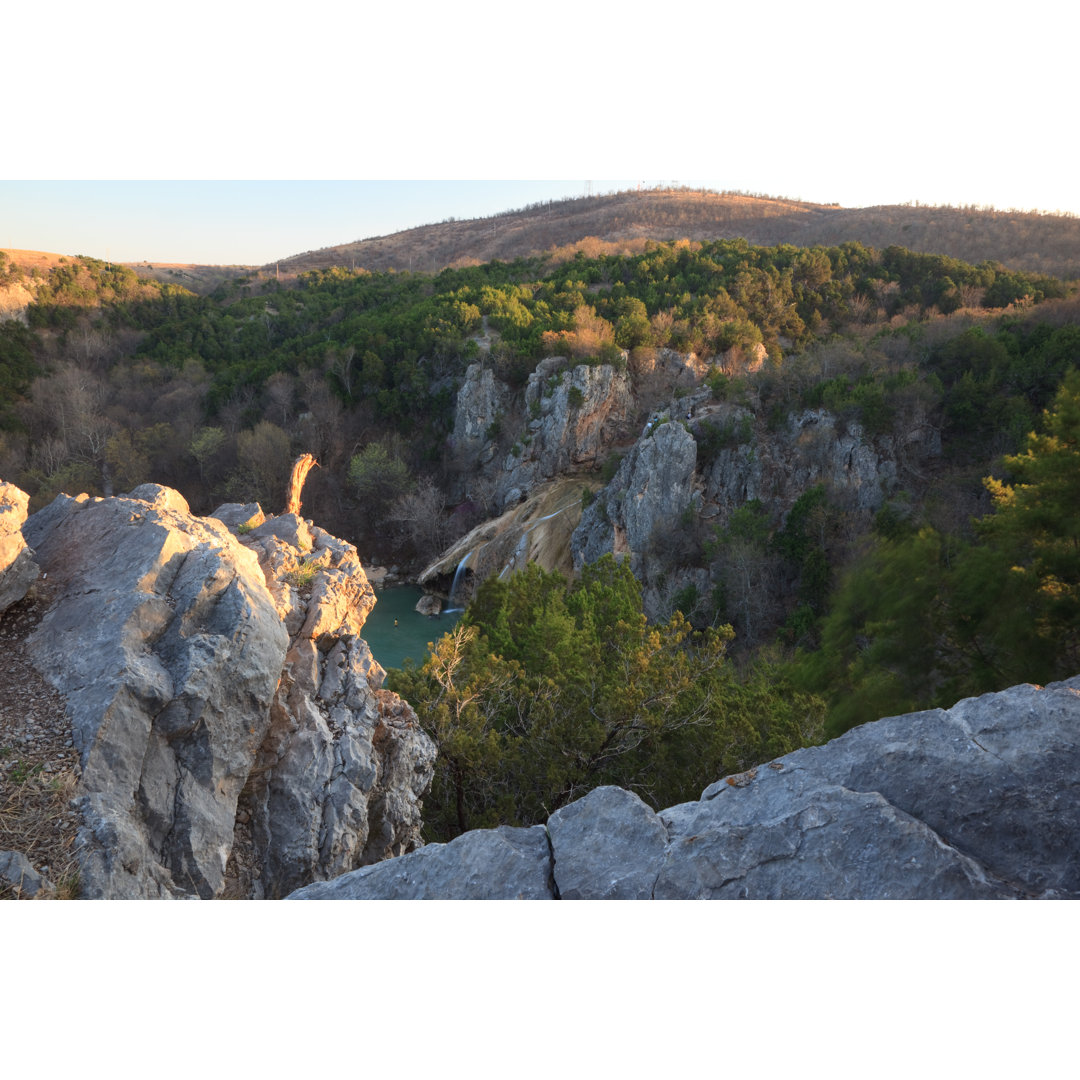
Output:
[{"xmin": 0, "ymin": 581, "xmax": 82, "ymax": 899}]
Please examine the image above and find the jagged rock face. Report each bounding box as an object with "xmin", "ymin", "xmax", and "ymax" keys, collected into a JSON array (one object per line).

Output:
[
  {"xmin": 450, "ymin": 364, "xmax": 511, "ymax": 478},
  {"xmin": 0, "ymin": 481, "xmax": 38, "ymax": 615},
  {"xmin": 288, "ymin": 677, "xmax": 1080, "ymax": 900},
  {"xmin": 573, "ymin": 421, "xmax": 698, "ymax": 567},
  {"xmin": 500, "ymin": 358, "xmax": 633, "ymax": 504},
  {"xmin": 236, "ymin": 512, "xmax": 436, "ymax": 899},
  {"xmin": 19, "ymin": 483, "xmax": 434, "ymax": 899},
  {"xmin": 571, "ymin": 421, "xmax": 704, "ymax": 617},
  {"xmin": 703, "ymin": 406, "xmax": 940, "ymax": 522},
  {"xmin": 450, "ymin": 357, "xmax": 634, "ymax": 508}
]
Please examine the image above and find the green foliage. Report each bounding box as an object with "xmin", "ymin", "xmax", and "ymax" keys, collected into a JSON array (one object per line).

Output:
[
  {"xmin": 0, "ymin": 321, "xmax": 40, "ymax": 428},
  {"xmin": 231, "ymin": 421, "xmax": 291, "ymax": 509},
  {"xmin": 600, "ymin": 452, "xmax": 625, "ymax": 484},
  {"xmin": 979, "ymin": 369, "xmax": 1080, "ymax": 673},
  {"xmin": 693, "ymin": 413, "xmax": 753, "ymax": 468},
  {"xmin": 348, "ymin": 441, "xmax": 414, "ymax": 513},
  {"xmin": 388, "ymin": 556, "xmax": 822, "ymax": 840},
  {"xmin": 284, "ymin": 561, "xmax": 318, "ymax": 589},
  {"xmin": 798, "ymin": 371, "xmax": 1080, "ymax": 735}
]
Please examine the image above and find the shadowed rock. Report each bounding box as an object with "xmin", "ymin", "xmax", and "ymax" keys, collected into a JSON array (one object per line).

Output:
[
  {"xmin": 0, "ymin": 481, "xmax": 38, "ymax": 614},
  {"xmin": 288, "ymin": 677, "xmax": 1080, "ymax": 900},
  {"xmin": 287, "ymin": 825, "xmax": 553, "ymax": 899}
]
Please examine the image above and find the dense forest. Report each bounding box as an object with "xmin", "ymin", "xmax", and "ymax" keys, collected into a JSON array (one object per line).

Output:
[{"xmin": 1, "ymin": 224, "xmax": 1077, "ymax": 842}]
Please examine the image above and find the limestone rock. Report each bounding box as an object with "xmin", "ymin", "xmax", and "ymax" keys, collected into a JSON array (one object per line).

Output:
[
  {"xmin": 0, "ymin": 481, "xmax": 38, "ymax": 615},
  {"xmin": 547, "ymin": 786, "xmax": 667, "ymax": 900},
  {"xmin": 235, "ymin": 511, "xmax": 435, "ymax": 898},
  {"xmin": 0, "ymin": 850, "xmax": 47, "ymax": 898},
  {"xmin": 450, "ymin": 357, "xmax": 633, "ymax": 507},
  {"xmin": 287, "ymin": 824, "xmax": 554, "ymax": 899},
  {"xmin": 23, "ymin": 486, "xmax": 288, "ymax": 899},
  {"xmin": 415, "ymin": 594, "xmax": 441, "ymax": 616},
  {"xmin": 210, "ymin": 502, "xmax": 266, "ymax": 532},
  {"xmin": 288, "ymin": 677, "xmax": 1080, "ymax": 900},
  {"xmin": 449, "ymin": 363, "xmax": 512, "ymax": 476},
  {"xmin": 702, "ymin": 406, "xmax": 939, "ymax": 522},
  {"xmin": 18, "ymin": 486, "xmax": 434, "ymax": 900},
  {"xmin": 572, "ymin": 420, "xmax": 699, "ymax": 618},
  {"xmin": 497, "ymin": 358, "xmax": 633, "ymax": 503}
]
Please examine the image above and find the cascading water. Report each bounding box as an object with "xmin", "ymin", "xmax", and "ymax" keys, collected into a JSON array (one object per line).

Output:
[{"xmin": 445, "ymin": 550, "xmax": 472, "ymax": 612}]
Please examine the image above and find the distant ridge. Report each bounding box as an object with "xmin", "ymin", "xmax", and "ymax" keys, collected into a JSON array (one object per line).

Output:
[{"xmin": 265, "ymin": 188, "xmax": 1080, "ymax": 281}]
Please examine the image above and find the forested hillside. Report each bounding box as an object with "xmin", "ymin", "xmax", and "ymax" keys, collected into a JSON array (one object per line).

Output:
[{"xmin": 2, "ymin": 222, "xmax": 1077, "ymax": 842}]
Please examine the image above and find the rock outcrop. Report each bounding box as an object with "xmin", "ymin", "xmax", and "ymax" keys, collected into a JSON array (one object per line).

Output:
[
  {"xmin": 288, "ymin": 677, "xmax": 1080, "ymax": 899},
  {"xmin": 0, "ymin": 481, "xmax": 38, "ymax": 615},
  {"xmin": 701, "ymin": 406, "xmax": 940, "ymax": 521},
  {"xmin": 450, "ymin": 357, "xmax": 634, "ymax": 509},
  {"xmin": 234, "ymin": 510, "xmax": 436, "ymax": 898},
  {"xmin": 572, "ymin": 420, "xmax": 707, "ymax": 618},
  {"xmin": 18, "ymin": 483, "xmax": 434, "ymax": 899},
  {"xmin": 449, "ymin": 364, "xmax": 512, "ymax": 479}
]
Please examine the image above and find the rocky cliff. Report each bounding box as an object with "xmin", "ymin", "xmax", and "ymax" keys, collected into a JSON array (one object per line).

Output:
[
  {"xmin": 451, "ymin": 357, "xmax": 634, "ymax": 510},
  {"xmin": 10, "ymin": 483, "xmax": 434, "ymax": 899},
  {"xmin": 435, "ymin": 346, "xmax": 940, "ymax": 623},
  {"xmin": 289, "ymin": 676, "xmax": 1080, "ymax": 899}
]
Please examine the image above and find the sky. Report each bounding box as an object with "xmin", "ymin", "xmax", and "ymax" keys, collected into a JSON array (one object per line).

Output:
[
  {"xmin": 5, "ymin": 3, "xmax": 1078, "ymax": 267},
  {"xmin": 3, "ymin": 3, "xmax": 1076, "ymax": 265}
]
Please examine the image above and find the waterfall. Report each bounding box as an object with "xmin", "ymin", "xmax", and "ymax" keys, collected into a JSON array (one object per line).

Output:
[{"xmin": 445, "ymin": 550, "xmax": 471, "ymax": 612}]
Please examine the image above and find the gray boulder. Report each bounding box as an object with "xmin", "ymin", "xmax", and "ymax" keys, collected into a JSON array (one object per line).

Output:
[
  {"xmin": 0, "ymin": 481, "xmax": 38, "ymax": 614},
  {"xmin": 24, "ymin": 485, "xmax": 289, "ymax": 899},
  {"xmin": 547, "ymin": 786, "xmax": 668, "ymax": 900},
  {"xmin": 505, "ymin": 358, "xmax": 633, "ymax": 499},
  {"xmin": 0, "ymin": 850, "xmax": 47, "ymax": 898},
  {"xmin": 288, "ymin": 824, "xmax": 553, "ymax": 899}
]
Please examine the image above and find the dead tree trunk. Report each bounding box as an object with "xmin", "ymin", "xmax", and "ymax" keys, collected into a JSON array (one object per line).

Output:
[{"xmin": 284, "ymin": 453, "xmax": 318, "ymax": 516}]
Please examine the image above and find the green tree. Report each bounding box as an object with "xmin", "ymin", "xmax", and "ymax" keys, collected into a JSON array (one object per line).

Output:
[
  {"xmin": 347, "ymin": 440, "xmax": 414, "ymax": 517},
  {"xmin": 390, "ymin": 557, "xmax": 822, "ymax": 841},
  {"xmin": 979, "ymin": 369, "xmax": 1080, "ymax": 675}
]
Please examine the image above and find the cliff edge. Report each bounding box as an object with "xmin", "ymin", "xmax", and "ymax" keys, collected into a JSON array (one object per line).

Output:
[
  {"xmin": 7, "ymin": 482, "xmax": 434, "ymax": 899},
  {"xmin": 290, "ymin": 676, "xmax": 1080, "ymax": 899}
]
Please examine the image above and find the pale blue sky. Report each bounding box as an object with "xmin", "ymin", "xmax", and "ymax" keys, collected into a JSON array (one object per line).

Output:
[{"xmin": 0, "ymin": 181, "xmax": 602, "ymax": 265}]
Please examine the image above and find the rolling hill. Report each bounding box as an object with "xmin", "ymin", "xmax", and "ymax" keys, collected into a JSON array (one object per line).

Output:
[{"xmin": 265, "ymin": 188, "xmax": 1080, "ymax": 281}]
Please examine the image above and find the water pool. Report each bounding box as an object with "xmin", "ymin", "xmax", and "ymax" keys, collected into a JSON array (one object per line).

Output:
[{"xmin": 362, "ymin": 586, "xmax": 461, "ymax": 672}]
